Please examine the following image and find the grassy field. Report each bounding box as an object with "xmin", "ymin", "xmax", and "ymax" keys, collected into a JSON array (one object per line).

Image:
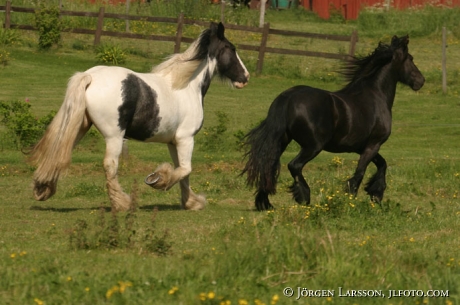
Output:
[{"xmin": 0, "ymin": 2, "xmax": 460, "ymax": 305}]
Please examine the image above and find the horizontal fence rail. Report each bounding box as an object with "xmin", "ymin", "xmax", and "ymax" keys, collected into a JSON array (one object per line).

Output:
[{"xmin": 1, "ymin": 1, "xmax": 358, "ymax": 74}]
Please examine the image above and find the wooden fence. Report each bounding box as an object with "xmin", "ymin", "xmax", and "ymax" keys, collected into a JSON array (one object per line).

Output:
[{"xmin": 1, "ymin": 1, "xmax": 358, "ymax": 74}]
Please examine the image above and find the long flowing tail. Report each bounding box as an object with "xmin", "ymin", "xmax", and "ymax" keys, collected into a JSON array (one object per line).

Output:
[
  {"xmin": 29, "ymin": 72, "xmax": 92, "ymax": 201},
  {"xmin": 241, "ymin": 97, "xmax": 290, "ymax": 210}
]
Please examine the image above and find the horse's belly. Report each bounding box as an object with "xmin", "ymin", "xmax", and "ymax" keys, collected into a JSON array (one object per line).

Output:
[
  {"xmin": 141, "ymin": 130, "xmax": 175, "ymax": 143},
  {"xmin": 324, "ymin": 133, "xmax": 369, "ymax": 153}
]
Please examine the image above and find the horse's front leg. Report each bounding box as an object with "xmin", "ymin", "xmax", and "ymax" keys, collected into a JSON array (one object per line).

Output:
[
  {"xmin": 364, "ymin": 153, "xmax": 387, "ymax": 203},
  {"xmin": 167, "ymin": 142, "xmax": 206, "ymax": 210},
  {"xmin": 347, "ymin": 144, "xmax": 381, "ymax": 196},
  {"xmin": 146, "ymin": 138, "xmax": 205, "ymax": 210}
]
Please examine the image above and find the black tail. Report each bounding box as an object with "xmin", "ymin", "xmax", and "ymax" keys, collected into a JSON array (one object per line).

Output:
[{"xmin": 241, "ymin": 97, "xmax": 290, "ymax": 210}]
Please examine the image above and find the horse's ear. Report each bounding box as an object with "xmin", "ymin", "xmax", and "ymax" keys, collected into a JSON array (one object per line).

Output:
[
  {"xmin": 402, "ymin": 35, "xmax": 409, "ymax": 45},
  {"xmin": 210, "ymin": 22, "xmax": 218, "ymax": 35},
  {"xmin": 391, "ymin": 35, "xmax": 399, "ymax": 47},
  {"xmin": 217, "ymin": 22, "xmax": 225, "ymax": 40}
]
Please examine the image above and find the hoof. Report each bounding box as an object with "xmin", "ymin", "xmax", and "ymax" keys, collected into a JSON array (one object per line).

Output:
[
  {"xmin": 33, "ymin": 181, "xmax": 56, "ymax": 201},
  {"xmin": 145, "ymin": 163, "xmax": 173, "ymax": 190},
  {"xmin": 145, "ymin": 172, "xmax": 161, "ymax": 186},
  {"xmin": 111, "ymin": 193, "xmax": 132, "ymax": 212},
  {"xmin": 183, "ymin": 193, "xmax": 206, "ymax": 211}
]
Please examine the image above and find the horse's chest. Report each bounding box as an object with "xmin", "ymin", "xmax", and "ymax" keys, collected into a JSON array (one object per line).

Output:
[{"xmin": 329, "ymin": 113, "xmax": 391, "ymax": 152}]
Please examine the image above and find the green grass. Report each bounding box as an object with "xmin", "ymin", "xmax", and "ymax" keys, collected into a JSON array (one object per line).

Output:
[{"xmin": 0, "ymin": 3, "xmax": 460, "ymax": 305}]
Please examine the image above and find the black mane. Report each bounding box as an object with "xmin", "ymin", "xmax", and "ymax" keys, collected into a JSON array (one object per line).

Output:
[
  {"xmin": 338, "ymin": 42, "xmax": 394, "ymax": 92},
  {"xmin": 189, "ymin": 28, "xmax": 212, "ymax": 62}
]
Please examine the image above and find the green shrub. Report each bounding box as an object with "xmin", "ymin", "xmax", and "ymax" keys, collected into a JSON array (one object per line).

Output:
[
  {"xmin": 0, "ymin": 49, "xmax": 10, "ymax": 66},
  {"xmin": 35, "ymin": 5, "xmax": 62, "ymax": 49},
  {"xmin": 200, "ymin": 111, "xmax": 229, "ymax": 151},
  {"xmin": 71, "ymin": 39, "xmax": 90, "ymax": 51},
  {"xmin": 0, "ymin": 100, "xmax": 56, "ymax": 149},
  {"xmin": 0, "ymin": 28, "xmax": 20, "ymax": 46},
  {"xmin": 95, "ymin": 44, "xmax": 127, "ymax": 65}
]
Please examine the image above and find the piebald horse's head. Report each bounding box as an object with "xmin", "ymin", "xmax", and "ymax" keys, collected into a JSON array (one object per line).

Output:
[{"xmin": 203, "ymin": 22, "xmax": 250, "ymax": 89}]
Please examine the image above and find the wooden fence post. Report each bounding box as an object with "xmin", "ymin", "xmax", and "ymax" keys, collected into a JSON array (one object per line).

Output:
[
  {"xmin": 125, "ymin": 0, "xmax": 130, "ymax": 32},
  {"xmin": 348, "ymin": 30, "xmax": 358, "ymax": 58},
  {"xmin": 259, "ymin": 0, "xmax": 266, "ymax": 27},
  {"xmin": 5, "ymin": 1, "xmax": 11, "ymax": 29},
  {"xmin": 442, "ymin": 27, "xmax": 447, "ymax": 94},
  {"xmin": 94, "ymin": 7, "xmax": 105, "ymax": 46},
  {"xmin": 256, "ymin": 22, "xmax": 270, "ymax": 75},
  {"xmin": 122, "ymin": 139, "xmax": 129, "ymax": 160},
  {"xmin": 174, "ymin": 13, "xmax": 184, "ymax": 54},
  {"xmin": 220, "ymin": 0, "xmax": 225, "ymax": 23}
]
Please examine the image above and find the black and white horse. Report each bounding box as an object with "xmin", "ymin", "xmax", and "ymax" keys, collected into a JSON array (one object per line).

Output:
[{"xmin": 30, "ymin": 22, "xmax": 249, "ymax": 211}]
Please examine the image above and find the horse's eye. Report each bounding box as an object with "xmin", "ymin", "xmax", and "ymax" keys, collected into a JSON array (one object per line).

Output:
[{"xmin": 225, "ymin": 44, "xmax": 236, "ymax": 52}]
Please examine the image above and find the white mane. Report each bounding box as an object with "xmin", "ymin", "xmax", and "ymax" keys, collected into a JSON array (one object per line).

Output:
[{"xmin": 151, "ymin": 39, "xmax": 206, "ymax": 90}]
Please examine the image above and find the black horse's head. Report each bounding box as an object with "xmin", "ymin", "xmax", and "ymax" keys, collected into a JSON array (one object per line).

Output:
[
  {"xmin": 204, "ymin": 22, "xmax": 249, "ymax": 89},
  {"xmin": 390, "ymin": 35, "xmax": 425, "ymax": 91}
]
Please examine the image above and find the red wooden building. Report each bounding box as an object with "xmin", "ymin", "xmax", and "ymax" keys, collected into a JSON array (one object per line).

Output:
[{"xmin": 301, "ymin": 0, "xmax": 460, "ymax": 20}]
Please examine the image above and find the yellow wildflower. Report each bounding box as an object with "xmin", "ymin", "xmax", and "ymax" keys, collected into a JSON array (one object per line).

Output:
[
  {"xmin": 106, "ymin": 285, "xmax": 119, "ymax": 299},
  {"xmin": 168, "ymin": 286, "xmax": 179, "ymax": 295},
  {"xmin": 118, "ymin": 281, "xmax": 132, "ymax": 293},
  {"xmin": 207, "ymin": 291, "xmax": 215, "ymax": 299},
  {"xmin": 34, "ymin": 298, "xmax": 44, "ymax": 305}
]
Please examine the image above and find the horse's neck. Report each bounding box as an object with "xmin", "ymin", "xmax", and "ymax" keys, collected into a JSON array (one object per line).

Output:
[
  {"xmin": 374, "ymin": 65, "xmax": 398, "ymax": 109},
  {"xmin": 186, "ymin": 57, "xmax": 216, "ymax": 99}
]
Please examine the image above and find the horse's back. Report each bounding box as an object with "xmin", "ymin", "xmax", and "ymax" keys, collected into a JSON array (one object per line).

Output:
[
  {"xmin": 81, "ymin": 66, "xmax": 203, "ymax": 143},
  {"xmin": 82, "ymin": 66, "xmax": 175, "ymax": 142},
  {"xmin": 270, "ymin": 85, "xmax": 336, "ymax": 148},
  {"xmin": 270, "ymin": 85, "xmax": 335, "ymax": 121}
]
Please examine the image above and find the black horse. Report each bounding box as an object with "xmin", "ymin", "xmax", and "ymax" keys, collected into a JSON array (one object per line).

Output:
[{"xmin": 242, "ymin": 35, "xmax": 425, "ymax": 211}]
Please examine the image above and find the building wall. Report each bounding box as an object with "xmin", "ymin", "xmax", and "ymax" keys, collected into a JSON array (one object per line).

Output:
[{"xmin": 302, "ymin": 0, "xmax": 460, "ymax": 20}]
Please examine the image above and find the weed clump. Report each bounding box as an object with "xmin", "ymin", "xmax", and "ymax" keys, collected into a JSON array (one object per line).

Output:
[
  {"xmin": 69, "ymin": 184, "xmax": 172, "ymax": 256},
  {"xmin": 95, "ymin": 44, "xmax": 127, "ymax": 65}
]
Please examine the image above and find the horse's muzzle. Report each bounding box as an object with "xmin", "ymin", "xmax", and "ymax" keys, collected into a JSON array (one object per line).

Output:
[
  {"xmin": 234, "ymin": 81, "xmax": 248, "ymax": 89},
  {"xmin": 234, "ymin": 72, "xmax": 249, "ymax": 89},
  {"xmin": 411, "ymin": 73, "xmax": 425, "ymax": 91},
  {"xmin": 412, "ymin": 77, "xmax": 425, "ymax": 91}
]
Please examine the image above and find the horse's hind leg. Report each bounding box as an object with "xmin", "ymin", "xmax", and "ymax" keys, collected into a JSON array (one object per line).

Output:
[
  {"xmin": 255, "ymin": 189, "xmax": 273, "ymax": 211},
  {"xmin": 104, "ymin": 136, "xmax": 131, "ymax": 211},
  {"xmin": 288, "ymin": 148, "xmax": 320, "ymax": 205},
  {"xmin": 364, "ymin": 153, "xmax": 387, "ymax": 203},
  {"xmin": 71, "ymin": 113, "xmax": 92, "ymax": 150}
]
